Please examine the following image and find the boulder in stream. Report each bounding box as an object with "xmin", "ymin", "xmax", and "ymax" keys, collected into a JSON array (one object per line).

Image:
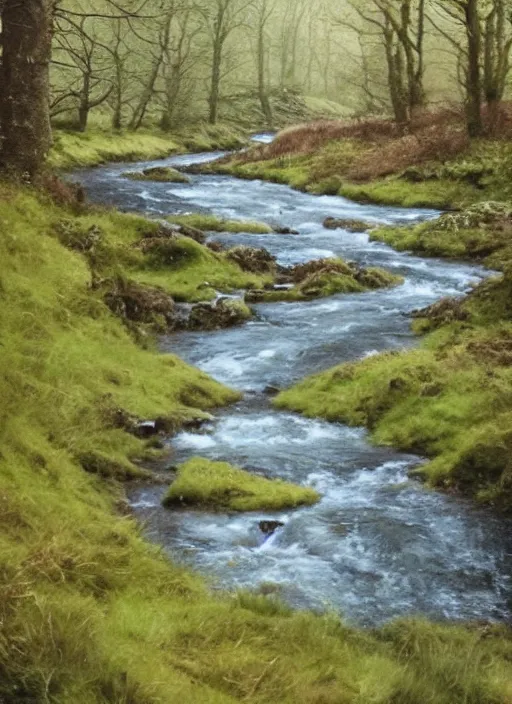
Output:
[
  {"xmin": 187, "ymin": 298, "xmax": 252, "ymax": 330},
  {"xmin": 259, "ymin": 520, "xmax": 285, "ymax": 536},
  {"xmin": 123, "ymin": 166, "xmax": 190, "ymax": 183}
]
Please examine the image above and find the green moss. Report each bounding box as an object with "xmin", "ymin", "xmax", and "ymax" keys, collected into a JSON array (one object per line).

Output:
[
  {"xmin": 247, "ymin": 259, "xmax": 403, "ymax": 302},
  {"xmin": 123, "ymin": 166, "xmax": 190, "ymax": 183},
  {"xmin": 49, "ymin": 130, "xmax": 181, "ymax": 169},
  {"xmin": 136, "ymin": 235, "xmax": 271, "ymax": 302},
  {"xmin": 168, "ymin": 213, "xmax": 273, "ymax": 234},
  {"xmin": 339, "ymin": 178, "xmax": 479, "ymax": 209},
  {"xmin": 163, "ymin": 457, "xmax": 320, "ymax": 511},
  {"xmin": 49, "ymin": 123, "xmax": 248, "ymax": 171}
]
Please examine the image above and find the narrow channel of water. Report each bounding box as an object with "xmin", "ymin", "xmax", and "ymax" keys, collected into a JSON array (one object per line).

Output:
[{"xmin": 74, "ymin": 146, "xmax": 512, "ymax": 626}]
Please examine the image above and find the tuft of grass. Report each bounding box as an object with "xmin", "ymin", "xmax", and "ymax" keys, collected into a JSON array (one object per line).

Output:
[
  {"xmin": 168, "ymin": 213, "xmax": 273, "ymax": 234},
  {"xmin": 163, "ymin": 457, "xmax": 320, "ymax": 511}
]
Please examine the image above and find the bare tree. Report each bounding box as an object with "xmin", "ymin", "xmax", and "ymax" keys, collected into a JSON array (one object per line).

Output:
[{"xmin": 198, "ymin": 0, "xmax": 252, "ymax": 124}]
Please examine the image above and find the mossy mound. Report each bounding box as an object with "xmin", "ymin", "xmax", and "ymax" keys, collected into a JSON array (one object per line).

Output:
[
  {"xmin": 163, "ymin": 457, "xmax": 320, "ymax": 511},
  {"xmin": 371, "ymin": 201, "xmax": 512, "ymax": 266},
  {"xmin": 246, "ymin": 258, "xmax": 403, "ymax": 302},
  {"xmin": 123, "ymin": 166, "xmax": 190, "ymax": 183},
  {"xmin": 168, "ymin": 213, "xmax": 273, "ymax": 234},
  {"xmin": 103, "ymin": 277, "xmax": 178, "ymax": 332}
]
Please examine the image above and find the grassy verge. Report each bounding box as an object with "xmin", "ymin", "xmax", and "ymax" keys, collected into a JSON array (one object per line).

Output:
[
  {"xmin": 196, "ymin": 116, "xmax": 512, "ymax": 209},
  {"xmin": 163, "ymin": 457, "xmax": 320, "ymax": 511},
  {"xmin": 1, "ymin": 181, "xmax": 512, "ymax": 701},
  {"xmin": 370, "ymin": 201, "xmax": 512, "ymax": 270},
  {"xmin": 49, "ymin": 123, "xmax": 248, "ymax": 170}
]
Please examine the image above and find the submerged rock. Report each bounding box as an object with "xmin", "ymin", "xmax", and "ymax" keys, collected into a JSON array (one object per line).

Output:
[
  {"xmin": 273, "ymin": 226, "xmax": 299, "ymax": 235},
  {"xmin": 323, "ymin": 217, "xmax": 372, "ymax": 233},
  {"xmin": 259, "ymin": 520, "xmax": 285, "ymax": 536}
]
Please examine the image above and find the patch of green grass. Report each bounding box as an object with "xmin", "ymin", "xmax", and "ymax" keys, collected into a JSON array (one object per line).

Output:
[
  {"xmin": 168, "ymin": 213, "xmax": 273, "ymax": 234},
  {"xmin": 163, "ymin": 457, "xmax": 320, "ymax": 511},
  {"xmin": 49, "ymin": 130, "xmax": 182, "ymax": 170},
  {"xmin": 339, "ymin": 178, "xmax": 479, "ymax": 209},
  {"xmin": 248, "ymin": 259, "xmax": 402, "ymax": 303},
  {"xmin": 135, "ymin": 234, "xmax": 271, "ymax": 302},
  {"xmin": 202, "ymin": 133, "xmax": 512, "ymax": 209}
]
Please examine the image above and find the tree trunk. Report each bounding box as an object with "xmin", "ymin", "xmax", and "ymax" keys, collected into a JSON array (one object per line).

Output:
[
  {"xmin": 465, "ymin": 0, "xmax": 483, "ymax": 137},
  {"xmin": 0, "ymin": 0, "xmax": 54, "ymax": 179},
  {"xmin": 257, "ymin": 24, "xmax": 273, "ymax": 127},
  {"xmin": 208, "ymin": 43, "xmax": 222, "ymax": 124}
]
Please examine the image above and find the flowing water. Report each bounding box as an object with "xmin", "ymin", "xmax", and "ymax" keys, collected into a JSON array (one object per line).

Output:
[{"xmin": 73, "ymin": 142, "xmax": 512, "ymax": 626}]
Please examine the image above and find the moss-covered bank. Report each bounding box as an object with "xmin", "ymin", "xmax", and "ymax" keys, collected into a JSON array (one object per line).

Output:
[
  {"xmin": 164, "ymin": 457, "xmax": 320, "ymax": 511},
  {"xmin": 195, "ymin": 121, "xmax": 512, "ymax": 209},
  {"xmin": 1, "ymin": 181, "xmax": 512, "ymax": 701},
  {"xmin": 49, "ymin": 123, "xmax": 248, "ymax": 170}
]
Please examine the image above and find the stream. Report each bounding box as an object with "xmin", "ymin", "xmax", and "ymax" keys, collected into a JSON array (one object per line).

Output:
[{"xmin": 73, "ymin": 143, "xmax": 512, "ymax": 626}]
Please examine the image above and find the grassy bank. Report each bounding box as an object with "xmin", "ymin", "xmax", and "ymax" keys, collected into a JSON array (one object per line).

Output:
[
  {"xmin": 49, "ymin": 123, "xmax": 248, "ymax": 170},
  {"xmin": 275, "ymin": 203, "xmax": 512, "ymax": 510},
  {"xmin": 196, "ymin": 113, "xmax": 512, "ymax": 209},
  {"xmin": 1, "ymin": 176, "xmax": 512, "ymax": 701}
]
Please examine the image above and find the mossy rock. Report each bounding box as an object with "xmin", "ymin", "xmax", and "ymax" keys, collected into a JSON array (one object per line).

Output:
[
  {"xmin": 123, "ymin": 166, "xmax": 190, "ymax": 183},
  {"xmin": 323, "ymin": 217, "xmax": 373, "ymax": 233},
  {"xmin": 226, "ymin": 245, "xmax": 277, "ymax": 273},
  {"xmin": 103, "ymin": 277, "xmax": 177, "ymax": 331},
  {"xmin": 188, "ymin": 298, "xmax": 252, "ymax": 330},
  {"xmin": 163, "ymin": 457, "xmax": 320, "ymax": 511}
]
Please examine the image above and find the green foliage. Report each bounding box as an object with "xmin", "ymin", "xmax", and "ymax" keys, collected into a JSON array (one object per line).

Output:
[{"xmin": 164, "ymin": 457, "xmax": 320, "ymax": 511}]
